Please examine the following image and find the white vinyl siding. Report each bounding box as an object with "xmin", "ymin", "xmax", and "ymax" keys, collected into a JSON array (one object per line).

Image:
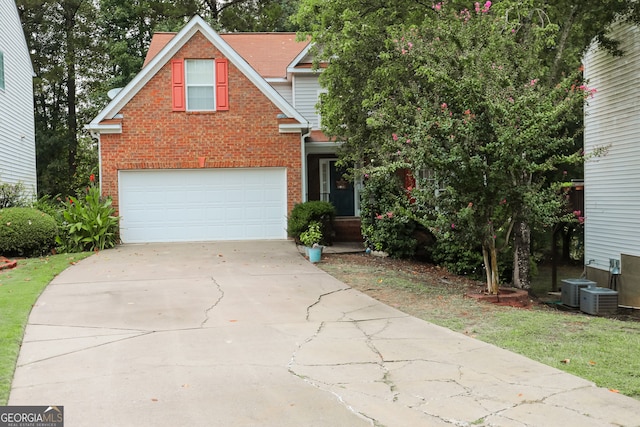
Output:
[
  {"xmin": 293, "ymin": 74, "xmax": 322, "ymax": 129},
  {"xmin": 185, "ymin": 59, "xmax": 215, "ymax": 111},
  {"xmin": 583, "ymin": 23, "xmax": 640, "ymax": 271},
  {"xmin": 0, "ymin": 0, "xmax": 36, "ymax": 194},
  {"xmin": 269, "ymin": 81, "xmax": 293, "ymax": 104}
]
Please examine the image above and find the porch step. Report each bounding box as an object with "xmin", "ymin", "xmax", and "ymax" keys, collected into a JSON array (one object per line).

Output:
[{"xmin": 332, "ymin": 217, "xmax": 362, "ymax": 243}]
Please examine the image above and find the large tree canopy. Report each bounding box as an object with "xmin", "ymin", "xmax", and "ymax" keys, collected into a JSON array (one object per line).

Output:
[
  {"xmin": 377, "ymin": 2, "xmax": 589, "ymax": 293},
  {"xmin": 295, "ymin": 0, "xmax": 637, "ymax": 291}
]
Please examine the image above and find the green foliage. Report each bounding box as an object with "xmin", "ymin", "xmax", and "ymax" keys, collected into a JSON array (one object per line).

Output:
[
  {"xmin": 433, "ymin": 237, "xmax": 484, "ymax": 279},
  {"xmin": 56, "ymin": 184, "xmax": 119, "ymax": 252},
  {"xmin": 219, "ymin": 0, "xmax": 302, "ymax": 31},
  {"xmin": 360, "ymin": 170, "xmax": 419, "ymax": 258},
  {"xmin": 296, "ymin": 0, "xmax": 640, "ymax": 290},
  {"xmin": 299, "ymin": 221, "xmax": 323, "ymax": 247},
  {"xmin": 32, "ymin": 194, "xmax": 64, "ymax": 223},
  {"xmin": 0, "ymin": 208, "xmax": 57, "ymax": 257},
  {"xmin": 368, "ymin": 212, "xmax": 418, "ymax": 259},
  {"xmin": 287, "ymin": 201, "xmax": 336, "ymax": 245},
  {"xmin": 0, "ymin": 181, "xmax": 31, "ymax": 208}
]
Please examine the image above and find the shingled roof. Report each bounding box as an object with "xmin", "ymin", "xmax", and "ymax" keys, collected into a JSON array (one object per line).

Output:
[{"xmin": 143, "ymin": 31, "xmax": 309, "ymax": 79}]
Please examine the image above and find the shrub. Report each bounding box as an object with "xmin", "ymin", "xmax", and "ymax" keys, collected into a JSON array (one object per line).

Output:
[
  {"xmin": 287, "ymin": 201, "xmax": 336, "ymax": 245},
  {"xmin": 0, "ymin": 181, "xmax": 30, "ymax": 208},
  {"xmin": 0, "ymin": 207, "xmax": 57, "ymax": 256},
  {"xmin": 57, "ymin": 184, "xmax": 119, "ymax": 252},
  {"xmin": 432, "ymin": 238, "xmax": 484, "ymax": 279},
  {"xmin": 32, "ymin": 194, "xmax": 63, "ymax": 223},
  {"xmin": 365, "ymin": 211, "xmax": 418, "ymax": 258},
  {"xmin": 360, "ymin": 170, "xmax": 421, "ymax": 258}
]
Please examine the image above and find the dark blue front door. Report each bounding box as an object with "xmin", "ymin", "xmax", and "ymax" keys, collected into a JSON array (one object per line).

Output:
[{"xmin": 329, "ymin": 161, "xmax": 354, "ymax": 216}]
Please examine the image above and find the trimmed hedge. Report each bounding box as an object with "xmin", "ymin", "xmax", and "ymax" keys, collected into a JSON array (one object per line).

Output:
[
  {"xmin": 0, "ymin": 207, "xmax": 58, "ymax": 257},
  {"xmin": 287, "ymin": 201, "xmax": 336, "ymax": 245}
]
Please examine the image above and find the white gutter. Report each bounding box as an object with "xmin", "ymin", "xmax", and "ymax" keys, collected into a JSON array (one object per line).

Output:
[{"xmin": 85, "ymin": 123, "xmax": 122, "ymax": 134}]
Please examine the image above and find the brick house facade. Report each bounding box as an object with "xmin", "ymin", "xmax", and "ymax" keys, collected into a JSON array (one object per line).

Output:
[
  {"xmin": 88, "ymin": 16, "xmax": 314, "ymax": 243},
  {"xmin": 98, "ymin": 32, "xmax": 302, "ymax": 216}
]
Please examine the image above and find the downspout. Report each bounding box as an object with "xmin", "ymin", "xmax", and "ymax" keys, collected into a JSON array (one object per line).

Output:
[{"xmin": 301, "ymin": 125, "xmax": 311, "ymax": 203}]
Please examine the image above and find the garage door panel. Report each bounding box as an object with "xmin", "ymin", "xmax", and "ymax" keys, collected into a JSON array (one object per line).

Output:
[{"xmin": 119, "ymin": 168, "xmax": 287, "ymax": 243}]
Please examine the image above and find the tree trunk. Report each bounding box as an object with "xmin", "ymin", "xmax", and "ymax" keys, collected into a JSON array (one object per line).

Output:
[
  {"xmin": 482, "ymin": 241, "xmax": 499, "ymax": 295},
  {"xmin": 64, "ymin": 2, "xmax": 80, "ymax": 179},
  {"xmin": 549, "ymin": 4, "xmax": 579, "ymax": 85},
  {"xmin": 513, "ymin": 220, "xmax": 531, "ymax": 290}
]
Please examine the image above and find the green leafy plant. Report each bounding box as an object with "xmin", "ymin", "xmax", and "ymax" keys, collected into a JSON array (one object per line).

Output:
[
  {"xmin": 287, "ymin": 201, "xmax": 336, "ymax": 245},
  {"xmin": 0, "ymin": 207, "xmax": 57, "ymax": 257},
  {"xmin": 57, "ymin": 178, "xmax": 119, "ymax": 252},
  {"xmin": 299, "ymin": 221, "xmax": 323, "ymax": 247}
]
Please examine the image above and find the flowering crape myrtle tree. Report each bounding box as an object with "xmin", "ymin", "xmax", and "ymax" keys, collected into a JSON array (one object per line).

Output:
[{"xmin": 364, "ymin": 1, "xmax": 593, "ymax": 293}]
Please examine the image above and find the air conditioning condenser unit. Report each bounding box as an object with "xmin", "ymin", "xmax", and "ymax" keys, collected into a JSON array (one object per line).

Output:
[
  {"xmin": 580, "ymin": 287, "xmax": 618, "ymax": 315},
  {"xmin": 561, "ymin": 279, "xmax": 597, "ymax": 308}
]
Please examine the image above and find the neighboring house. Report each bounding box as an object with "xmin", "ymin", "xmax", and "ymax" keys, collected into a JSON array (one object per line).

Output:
[
  {"xmin": 0, "ymin": 0, "xmax": 37, "ymax": 196},
  {"xmin": 583, "ymin": 22, "xmax": 640, "ymax": 308},
  {"xmin": 87, "ymin": 15, "xmax": 359, "ymax": 243}
]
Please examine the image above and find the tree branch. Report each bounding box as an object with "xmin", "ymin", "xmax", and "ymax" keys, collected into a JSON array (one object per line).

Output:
[{"xmin": 549, "ymin": 4, "xmax": 578, "ymax": 84}]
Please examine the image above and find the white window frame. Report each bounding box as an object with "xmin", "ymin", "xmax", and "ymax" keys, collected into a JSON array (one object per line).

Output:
[
  {"xmin": 319, "ymin": 159, "xmax": 331, "ymax": 202},
  {"xmin": 185, "ymin": 59, "xmax": 215, "ymax": 111}
]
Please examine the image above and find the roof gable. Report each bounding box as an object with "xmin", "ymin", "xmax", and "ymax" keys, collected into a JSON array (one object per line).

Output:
[{"xmin": 88, "ymin": 15, "xmax": 308, "ymax": 132}]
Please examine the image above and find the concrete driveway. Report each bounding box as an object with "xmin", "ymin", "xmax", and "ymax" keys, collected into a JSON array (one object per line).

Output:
[{"xmin": 9, "ymin": 241, "xmax": 640, "ymax": 426}]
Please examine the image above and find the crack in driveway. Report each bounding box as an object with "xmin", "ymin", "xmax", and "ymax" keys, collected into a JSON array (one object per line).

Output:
[
  {"xmin": 200, "ymin": 276, "xmax": 224, "ymax": 327},
  {"xmin": 305, "ymin": 287, "xmax": 351, "ymax": 320},
  {"xmin": 291, "ymin": 287, "xmax": 608, "ymax": 427}
]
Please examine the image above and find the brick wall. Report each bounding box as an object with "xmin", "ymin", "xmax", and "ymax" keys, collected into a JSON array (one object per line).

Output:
[{"xmin": 99, "ymin": 32, "xmax": 302, "ymax": 215}]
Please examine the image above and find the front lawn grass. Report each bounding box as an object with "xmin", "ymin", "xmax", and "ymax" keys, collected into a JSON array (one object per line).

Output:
[
  {"xmin": 319, "ymin": 254, "xmax": 640, "ymax": 400},
  {"xmin": 0, "ymin": 253, "xmax": 91, "ymax": 404}
]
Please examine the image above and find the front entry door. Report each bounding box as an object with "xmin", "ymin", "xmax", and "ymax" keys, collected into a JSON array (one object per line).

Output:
[{"xmin": 328, "ymin": 161, "xmax": 354, "ymax": 216}]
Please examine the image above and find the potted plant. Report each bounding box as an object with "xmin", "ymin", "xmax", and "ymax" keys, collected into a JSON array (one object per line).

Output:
[{"xmin": 299, "ymin": 221, "xmax": 323, "ymax": 263}]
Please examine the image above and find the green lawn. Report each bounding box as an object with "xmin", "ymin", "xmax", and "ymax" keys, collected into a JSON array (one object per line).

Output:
[{"xmin": 0, "ymin": 253, "xmax": 91, "ymax": 404}]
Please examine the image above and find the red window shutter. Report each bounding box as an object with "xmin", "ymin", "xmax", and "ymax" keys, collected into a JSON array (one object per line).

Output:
[
  {"xmin": 215, "ymin": 58, "xmax": 229, "ymax": 111},
  {"xmin": 171, "ymin": 59, "xmax": 185, "ymax": 111}
]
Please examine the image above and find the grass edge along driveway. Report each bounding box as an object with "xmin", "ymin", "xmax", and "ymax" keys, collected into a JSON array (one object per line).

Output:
[{"xmin": 0, "ymin": 253, "xmax": 91, "ymax": 405}]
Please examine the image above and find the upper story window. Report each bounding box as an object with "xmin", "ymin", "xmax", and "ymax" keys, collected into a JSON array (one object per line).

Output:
[
  {"xmin": 0, "ymin": 51, "xmax": 5, "ymax": 90},
  {"xmin": 171, "ymin": 58, "xmax": 228, "ymax": 112},
  {"xmin": 186, "ymin": 59, "xmax": 214, "ymax": 111}
]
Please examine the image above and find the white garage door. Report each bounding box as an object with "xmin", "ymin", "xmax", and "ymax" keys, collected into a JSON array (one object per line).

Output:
[{"xmin": 118, "ymin": 168, "xmax": 287, "ymax": 243}]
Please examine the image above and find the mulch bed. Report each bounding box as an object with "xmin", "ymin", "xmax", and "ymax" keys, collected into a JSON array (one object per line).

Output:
[{"xmin": 0, "ymin": 256, "xmax": 17, "ymax": 271}]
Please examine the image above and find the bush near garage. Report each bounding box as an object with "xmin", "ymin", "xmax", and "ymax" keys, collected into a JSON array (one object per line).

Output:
[
  {"xmin": 56, "ymin": 177, "xmax": 119, "ymax": 252},
  {"xmin": 287, "ymin": 201, "xmax": 336, "ymax": 245},
  {"xmin": 0, "ymin": 207, "xmax": 58, "ymax": 257}
]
